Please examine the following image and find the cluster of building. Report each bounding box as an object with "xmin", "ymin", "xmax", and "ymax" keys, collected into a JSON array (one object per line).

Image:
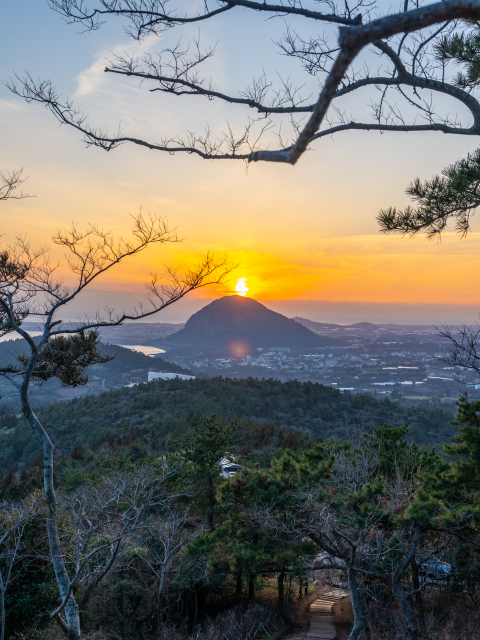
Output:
[{"xmin": 163, "ymin": 343, "xmax": 480, "ymax": 406}]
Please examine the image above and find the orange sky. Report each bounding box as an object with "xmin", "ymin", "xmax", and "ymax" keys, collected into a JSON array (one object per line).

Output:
[{"xmin": 3, "ymin": 3, "xmax": 480, "ymax": 319}]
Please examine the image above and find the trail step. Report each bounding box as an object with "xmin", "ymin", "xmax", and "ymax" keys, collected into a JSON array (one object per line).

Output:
[{"xmin": 306, "ymin": 588, "xmax": 347, "ymax": 640}]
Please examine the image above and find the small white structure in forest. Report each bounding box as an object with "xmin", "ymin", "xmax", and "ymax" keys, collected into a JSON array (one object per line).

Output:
[
  {"xmin": 219, "ymin": 455, "xmax": 240, "ymax": 478},
  {"xmin": 148, "ymin": 371, "xmax": 196, "ymax": 382}
]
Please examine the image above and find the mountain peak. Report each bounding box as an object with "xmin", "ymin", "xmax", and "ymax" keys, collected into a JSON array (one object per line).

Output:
[{"xmin": 166, "ymin": 295, "xmax": 336, "ymax": 354}]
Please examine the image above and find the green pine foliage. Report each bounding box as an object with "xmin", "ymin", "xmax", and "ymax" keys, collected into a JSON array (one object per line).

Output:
[
  {"xmin": 435, "ymin": 28, "xmax": 480, "ymax": 90},
  {"xmin": 447, "ymin": 394, "xmax": 480, "ymax": 479},
  {"xmin": 378, "ymin": 147, "xmax": 480, "ymax": 237},
  {"xmin": 16, "ymin": 331, "xmax": 113, "ymax": 386},
  {"xmin": 179, "ymin": 416, "xmax": 237, "ymax": 530},
  {"xmin": 445, "ymin": 396, "xmax": 480, "ymax": 468},
  {"xmin": 408, "ymin": 395, "xmax": 480, "ymax": 525}
]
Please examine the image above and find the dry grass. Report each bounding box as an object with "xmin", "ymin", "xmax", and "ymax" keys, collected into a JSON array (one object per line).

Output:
[
  {"xmin": 424, "ymin": 598, "xmax": 480, "ymax": 640},
  {"xmin": 192, "ymin": 604, "xmax": 277, "ymax": 640}
]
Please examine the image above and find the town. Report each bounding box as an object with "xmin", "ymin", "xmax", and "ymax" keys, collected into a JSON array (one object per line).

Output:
[{"xmin": 161, "ymin": 320, "xmax": 480, "ymax": 408}]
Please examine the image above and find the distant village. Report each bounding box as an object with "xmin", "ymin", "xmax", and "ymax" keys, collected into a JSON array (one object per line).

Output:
[
  {"xmin": 93, "ymin": 303, "xmax": 480, "ymax": 408},
  {"xmin": 167, "ymin": 346, "xmax": 478, "ymax": 405},
  {"xmin": 158, "ymin": 316, "xmax": 480, "ymax": 409},
  {"xmin": 3, "ymin": 301, "xmax": 477, "ymax": 411}
]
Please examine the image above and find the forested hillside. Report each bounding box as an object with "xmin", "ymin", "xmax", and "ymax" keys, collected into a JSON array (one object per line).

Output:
[
  {"xmin": 0, "ymin": 375, "xmax": 464, "ymax": 640},
  {"xmin": 0, "ymin": 376, "xmax": 454, "ymax": 475},
  {"xmin": 3, "ymin": 396, "xmax": 480, "ymax": 640},
  {"xmin": 165, "ymin": 295, "xmax": 339, "ymax": 352}
]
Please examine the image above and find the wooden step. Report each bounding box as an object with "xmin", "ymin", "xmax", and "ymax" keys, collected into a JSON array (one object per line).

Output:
[{"xmin": 306, "ymin": 589, "xmax": 348, "ymax": 640}]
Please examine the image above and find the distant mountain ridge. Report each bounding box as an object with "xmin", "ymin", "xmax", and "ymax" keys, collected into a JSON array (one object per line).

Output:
[
  {"xmin": 292, "ymin": 317, "xmax": 379, "ymax": 333},
  {"xmin": 165, "ymin": 296, "xmax": 338, "ymax": 353}
]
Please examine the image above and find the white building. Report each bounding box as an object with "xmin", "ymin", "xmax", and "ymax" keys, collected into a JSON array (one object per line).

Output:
[
  {"xmin": 219, "ymin": 455, "xmax": 241, "ymax": 478},
  {"xmin": 148, "ymin": 371, "xmax": 196, "ymax": 382}
]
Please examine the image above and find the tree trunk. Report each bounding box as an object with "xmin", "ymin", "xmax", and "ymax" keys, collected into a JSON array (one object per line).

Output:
[
  {"xmin": 392, "ymin": 580, "xmax": 419, "ymax": 640},
  {"xmin": 135, "ymin": 618, "xmax": 147, "ymax": 640},
  {"xmin": 1, "ymin": 587, "xmax": 6, "ymax": 640},
  {"xmin": 346, "ymin": 563, "xmax": 364, "ymax": 640},
  {"xmin": 193, "ymin": 587, "xmax": 198, "ymax": 627},
  {"xmin": 22, "ymin": 394, "xmax": 81, "ymax": 639},
  {"xmin": 207, "ymin": 492, "xmax": 215, "ymax": 532},
  {"xmin": 248, "ymin": 573, "xmax": 255, "ymax": 600},
  {"xmin": 411, "ymin": 558, "xmax": 427, "ymax": 637},
  {"xmin": 278, "ymin": 570, "xmax": 296, "ymax": 627},
  {"xmin": 360, "ymin": 592, "xmax": 371, "ymax": 640},
  {"xmin": 235, "ymin": 571, "xmax": 242, "ymax": 595},
  {"xmin": 158, "ymin": 563, "xmax": 166, "ymax": 599}
]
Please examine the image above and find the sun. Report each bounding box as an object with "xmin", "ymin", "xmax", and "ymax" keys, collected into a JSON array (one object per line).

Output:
[{"xmin": 235, "ymin": 277, "xmax": 249, "ymax": 297}]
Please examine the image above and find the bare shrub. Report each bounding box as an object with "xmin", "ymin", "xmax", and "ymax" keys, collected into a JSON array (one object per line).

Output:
[{"xmin": 193, "ymin": 604, "xmax": 277, "ymax": 640}]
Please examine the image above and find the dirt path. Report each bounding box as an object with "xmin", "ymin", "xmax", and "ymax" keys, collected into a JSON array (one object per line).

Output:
[{"xmin": 306, "ymin": 589, "xmax": 348, "ymax": 640}]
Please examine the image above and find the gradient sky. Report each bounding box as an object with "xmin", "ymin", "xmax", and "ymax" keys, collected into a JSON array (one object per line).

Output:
[{"xmin": 3, "ymin": 1, "xmax": 480, "ymax": 324}]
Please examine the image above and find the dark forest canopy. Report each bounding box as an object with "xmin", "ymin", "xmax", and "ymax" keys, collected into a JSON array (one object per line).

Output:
[{"xmin": 0, "ymin": 376, "xmax": 455, "ymax": 476}]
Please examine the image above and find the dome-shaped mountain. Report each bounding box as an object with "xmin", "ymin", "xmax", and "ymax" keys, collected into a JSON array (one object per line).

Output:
[{"xmin": 166, "ymin": 295, "xmax": 336, "ymax": 353}]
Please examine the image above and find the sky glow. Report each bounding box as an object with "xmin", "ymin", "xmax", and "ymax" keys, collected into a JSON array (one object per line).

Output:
[{"xmin": 2, "ymin": 2, "xmax": 480, "ymax": 323}]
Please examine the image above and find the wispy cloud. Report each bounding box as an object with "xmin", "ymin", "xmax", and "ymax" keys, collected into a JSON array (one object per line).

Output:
[
  {"xmin": 74, "ymin": 34, "xmax": 159, "ymax": 97},
  {"xmin": 0, "ymin": 97, "xmax": 27, "ymax": 112}
]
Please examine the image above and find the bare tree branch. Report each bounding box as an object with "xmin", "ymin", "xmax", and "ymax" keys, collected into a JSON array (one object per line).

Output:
[
  {"xmin": 8, "ymin": 0, "xmax": 480, "ymax": 165},
  {"xmin": 0, "ymin": 169, "xmax": 33, "ymax": 201},
  {"xmin": 438, "ymin": 323, "xmax": 480, "ymax": 375}
]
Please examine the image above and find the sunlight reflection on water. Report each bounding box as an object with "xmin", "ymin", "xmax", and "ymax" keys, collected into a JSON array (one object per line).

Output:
[
  {"xmin": 0, "ymin": 335, "xmax": 165, "ymax": 358},
  {"xmin": 118, "ymin": 345, "xmax": 166, "ymax": 356}
]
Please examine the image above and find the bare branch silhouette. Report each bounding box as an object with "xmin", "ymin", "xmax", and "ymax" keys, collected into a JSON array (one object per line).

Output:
[
  {"xmin": 7, "ymin": 0, "xmax": 480, "ymax": 164},
  {"xmin": 0, "ymin": 169, "xmax": 33, "ymax": 201}
]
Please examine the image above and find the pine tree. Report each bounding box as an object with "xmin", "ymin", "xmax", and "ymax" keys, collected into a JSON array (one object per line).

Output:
[
  {"xmin": 446, "ymin": 394, "xmax": 480, "ymax": 491},
  {"xmin": 182, "ymin": 416, "xmax": 236, "ymax": 531}
]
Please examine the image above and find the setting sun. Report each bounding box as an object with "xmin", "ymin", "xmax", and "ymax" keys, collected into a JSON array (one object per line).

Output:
[{"xmin": 235, "ymin": 277, "xmax": 249, "ymax": 297}]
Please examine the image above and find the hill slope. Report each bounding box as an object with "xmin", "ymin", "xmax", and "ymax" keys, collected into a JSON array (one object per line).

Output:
[
  {"xmin": 166, "ymin": 296, "xmax": 337, "ymax": 353},
  {"xmin": 0, "ymin": 376, "xmax": 455, "ymax": 475},
  {"xmin": 0, "ymin": 338, "xmax": 190, "ymax": 408}
]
